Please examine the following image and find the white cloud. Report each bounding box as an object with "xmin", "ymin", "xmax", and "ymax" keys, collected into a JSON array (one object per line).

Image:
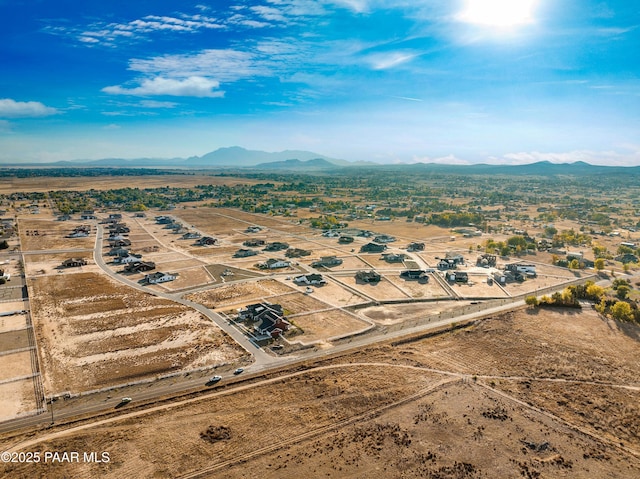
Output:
[
  {"xmin": 138, "ymin": 100, "xmax": 178, "ymax": 108},
  {"xmin": 127, "ymin": 49, "xmax": 263, "ymax": 82},
  {"xmin": 366, "ymin": 51, "xmax": 417, "ymax": 70},
  {"xmin": 0, "ymin": 99, "xmax": 58, "ymax": 118},
  {"xmin": 102, "ymin": 76, "xmax": 224, "ymax": 98}
]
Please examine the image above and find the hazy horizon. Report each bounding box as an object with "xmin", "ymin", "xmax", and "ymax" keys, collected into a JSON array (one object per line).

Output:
[{"xmin": 1, "ymin": 1, "xmax": 639, "ymax": 165}]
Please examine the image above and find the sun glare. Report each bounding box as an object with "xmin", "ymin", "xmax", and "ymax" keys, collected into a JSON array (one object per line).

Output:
[{"xmin": 459, "ymin": 0, "xmax": 536, "ymax": 27}]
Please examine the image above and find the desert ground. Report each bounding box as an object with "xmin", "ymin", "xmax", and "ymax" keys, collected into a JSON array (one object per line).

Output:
[
  {"xmin": 1, "ymin": 306, "xmax": 638, "ymax": 479},
  {"xmin": 28, "ymin": 271, "xmax": 246, "ymax": 394}
]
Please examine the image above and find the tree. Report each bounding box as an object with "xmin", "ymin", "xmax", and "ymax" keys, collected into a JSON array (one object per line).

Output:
[
  {"xmin": 594, "ymin": 258, "xmax": 605, "ymax": 271},
  {"xmin": 611, "ymin": 301, "xmax": 633, "ymax": 322},
  {"xmin": 0, "ymin": 240, "xmax": 8, "ymax": 250},
  {"xmin": 616, "ymin": 285, "xmax": 631, "ymax": 300},
  {"xmin": 525, "ymin": 295, "xmax": 539, "ymax": 307},
  {"xmin": 585, "ymin": 283, "xmax": 605, "ymax": 301},
  {"xmin": 568, "ymin": 259, "xmax": 581, "ymax": 270}
]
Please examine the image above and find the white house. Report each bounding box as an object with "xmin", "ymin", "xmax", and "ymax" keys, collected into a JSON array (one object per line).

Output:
[
  {"xmin": 260, "ymin": 259, "xmax": 291, "ymax": 270},
  {"xmin": 145, "ymin": 272, "xmax": 178, "ymax": 284}
]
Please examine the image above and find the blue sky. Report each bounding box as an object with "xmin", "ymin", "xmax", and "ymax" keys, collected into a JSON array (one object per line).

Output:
[{"xmin": 0, "ymin": 0, "xmax": 638, "ymax": 164}]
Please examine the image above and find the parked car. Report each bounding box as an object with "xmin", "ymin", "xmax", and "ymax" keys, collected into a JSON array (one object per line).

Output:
[
  {"xmin": 208, "ymin": 375, "xmax": 222, "ymax": 384},
  {"xmin": 234, "ymin": 368, "xmax": 244, "ymax": 375},
  {"xmin": 120, "ymin": 397, "xmax": 132, "ymax": 404}
]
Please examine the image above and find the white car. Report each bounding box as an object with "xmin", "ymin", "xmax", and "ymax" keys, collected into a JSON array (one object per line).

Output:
[
  {"xmin": 120, "ymin": 397, "xmax": 132, "ymax": 404},
  {"xmin": 209, "ymin": 375, "xmax": 222, "ymax": 383},
  {"xmin": 234, "ymin": 368, "xmax": 244, "ymax": 375}
]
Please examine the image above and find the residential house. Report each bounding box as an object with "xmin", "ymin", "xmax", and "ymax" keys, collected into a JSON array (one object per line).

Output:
[
  {"xmin": 506, "ymin": 263, "xmax": 536, "ymax": 276},
  {"xmin": 311, "ymin": 256, "xmax": 343, "ymax": 268},
  {"xmin": 245, "ymin": 226, "xmax": 262, "ymax": 233},
  {"xmin": 285, "ymin": 248, "xmax": 311, "ymax": 258},
  {"xmin": 294, "ymin": 274, "xmax": 326, "ymax": 286},
  {"xmin": 373, "ymin": 234, "xmax": 396, "ymax": 243},
  {"xmin": 80, "ymin": 210, "xmax": 96, "ymax": 220},
  {"xmin": 145, "ymin": 272, "xmax": 177, "ymax": 284},
  {"xmin": 125, "ymin": 261, "xmax": 155, "ymax": 273},
  {"xmin": 447, "ymin": 271, "xmax": 469, "ymax": 283},
  {"xmin": 182, "ymin": 232, "xmax": 201, "ymax": 240},
  {"xmin": 107, "ymin": 247, "xmax": 130, "ymax": 257},
  {"xmin": 114, "ymin": 254, "xmax": 142, "ymax": 264},
  {"xmin": 360, "ymin": 242, "xmax": 387, "ymax": 253},
  {"xmin": 57, "ymin": 214, "xmax": 71, "ymax": 221},
  {"xmin": 109, "ymin": 238, "xmax": 131, "ymax": 247},
  {"xmin": 264, "ymin": 242, "xmax": 289, "ymax": 251},
  {"xmin": 406, "ymin": 242, "xmax": 425, "ymax": 252},
  {"xmin": 243, "ymin": 239, "xmax": 265, "ymax": 247},
  {"xmin": 108, "ymin": 213, "xmax": 122, "ymax": 220},
  {"xmin": 259, "ymin": 258, "xmax": 291, "ymax": 270},
  {"xmin": 400, "ymin": 270, "xmax": 429, "ymax": 283},
  {"xmin": 62, "ymin": 258, "xmax": 87, "ymax": 268},
  {"xmin": 338, "ymin": 236, "xmax": 354, "ymax": 244},
  {"xmin": 476, "ymin": 254, "xmax": 497, "ymax": 268},
  {"xmin": 155, "ymin": 216, "xmax": 173, "ymax": 224},
  {"xmin": 382, "ymin": 253, "xmax": 406, "ymax": 263},
  {"xmin": 355, "ymin": 270, "xmax": 381, "ymax": 283},
  {"xmin": 234, "ymin": 248, "xmax": 258, "ymax": 258},
  {"xmin": 67, "ymin": 230, "xmax": 89, "ymax": 238},
  {"xmin": 196, "ymin": 236, "xmax": 217, "ymax": 246}
]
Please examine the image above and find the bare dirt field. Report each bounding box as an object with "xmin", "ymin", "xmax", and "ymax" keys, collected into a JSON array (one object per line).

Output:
[
  {"xmin": 360, "ymin": 301, "xmax": 473, "ymax": 325},
  {"xmin": 186, "ymin": 279, "xmax": 297, "ymax": 310},
  {"xmin": 0, "ymin": 175, "xmax": 259, "ymax": 195},
  {"xmin": 335, "ymin": 275, "xmax": 411, "ymax": 301},
  {"xmin": 204, "ymin": 264, "xmax": 263, "ymax": 283},
  {"xmin": 0, "ymin": 379, "xmax": 37, "ymax": 422},
  {"xmin": 0, "ymin": 313, "xmax": 27, "ymax": 332},
  {"xmin": 28, "ymin": 272, "xmax": 245, "ymax": 394},
  {"xmin": 296, "ymin": 279, "xmax": 368, "ymax": 307},
  {"xmin": 18, "ymin": 219, "xmax": 95, "ymax": 251},
  {"xmin": 288, "ymin": 309, "xmax": 372, "ymax": 343},
  {"xmin": 385, "ymin": 274, "xmax": 450, "ymax": 299},
  {"xmin": 3, "ymin": 306, "xmax": 638, "ymax": 478}
]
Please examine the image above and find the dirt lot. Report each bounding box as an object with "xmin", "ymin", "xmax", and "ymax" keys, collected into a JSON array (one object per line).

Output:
[
  {"xmin": 335, "ymin": 275, "xmax": 411, "ymax": 301},
  {"xmin": 385, "ymin": 274, "xmax": 450, "ymax": 299},
  {"xmin": 28, "ymin": 272, "xmax": 246, "ymax": 394},
  {"xmin": 186, "ymin": 279, "xmax": 297, "ymax": 310},
  {"xmin": 0, "ymin": 175, "xmax": 259, "ymax": 195},
  {"xmin": 296, "ymin": 279, "xmax": 368, "ymax": 307},
  {"xmin": 289, "ymin": 309, "xmax": 372, "ymax": 343},
  {"xmin": 18, "ymin": 219, "xmax": 95, "ymax": 251},
  {"xmin": 0, "ymin": 379, "xmax": 37, "ymax": 422},
  {"xmin": 3, "ymin": 306, "xmax": 638, "ymax": 478}
]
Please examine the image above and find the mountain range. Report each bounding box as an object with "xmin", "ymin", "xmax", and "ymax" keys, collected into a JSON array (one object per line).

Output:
[{"xmin": 1, "ymin": 147, "xmax": 639, "ymax": 175}]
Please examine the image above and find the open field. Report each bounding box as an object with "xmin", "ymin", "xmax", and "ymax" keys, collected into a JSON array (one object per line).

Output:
[
  {"xmin": 18, "ymin": 219, "xmax": 95, "ymax": 251},
  {"xmin": 186, "ymin": 279, "xmax": 297, "ymax": 310},
  {"xmin": 0, "ymin": 175, "xmax": 261, "ymax": 195},
  {"xmin": 288, "ymin": 309, "xmax": 371, "ymax": 343},
  {"xmin": 385, "ymin": 273, "xmax": 450, "ymax": 299},
  {"xmin": 0, "ymin": 379, "xmax": 37, "ymax": 422},
  {"xmin": 28, "ymin": 272, "xmax": 246, "ymax": 394},
  {"xmin": 2, "ymin": 306, "xmax": 638, "ymax": 478},
  {"xmin": 335, "ymin": 275, "xmax": 411, "ymax": 301},
  {"xmin": 294, "ymin": 279, "xmax": 368, "ymax": 307}
]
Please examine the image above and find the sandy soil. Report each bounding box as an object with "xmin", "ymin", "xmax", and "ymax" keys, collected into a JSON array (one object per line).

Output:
[
  {"xmin": 297, "ymin": 279, "xmax": 368, "ymax": 307},
  {"xmin": 186, "ymin": 279, "xmax": 297, "ymax": 310},
  {"xmin": 0, "ymin": 379, "xmax": 37, "ymax": 421},
  {"xmin": 289, "ymin": 309, "xmax": 371, "ymax": 343},
  {"xmin": 0, "ymin": 313, "xmax": 28, "ymax": 333},
  {"xmin": 385, "ymin": 274, "xmax": 450, "ymax": 299},
  {"xmin": 0, "ymin": 175, "xmax": 260, "ymax": 195},
  {"xmin": 335, "ymin": 275, "xmax": 411, "ymax": 301},
  {"xmin": 18, "ymin": 219, "xmax": 95, "ymax": 251},
  {"xmin": 28, "ymin": 272, "xmax": 245, "ymax": 394},
  {"xmin": 3, "ymin": 306, "xmax": 638, "ymax": 478}
]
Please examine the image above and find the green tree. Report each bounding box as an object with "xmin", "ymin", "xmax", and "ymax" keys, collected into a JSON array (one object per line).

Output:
[
  {"xmin": 616, "ymin": 285, "xmax": 631, "ymax": 300},
  {"xmin": 568, "ymin": 259, "xmax": 581, "ymax": 270},
  {"xmin": 594, "ymin": 258, "xmax": 605, "ymax": 271}
]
